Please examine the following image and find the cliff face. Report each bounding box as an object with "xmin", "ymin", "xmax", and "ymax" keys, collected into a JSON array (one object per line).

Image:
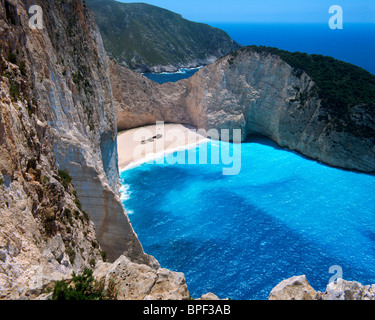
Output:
[
  {"xmin": 182, "ymin": 49, "xmax": 375, "ymax": 172},
  {"xmin": 112, "ymin": 48, "xmax": 375, "ymax": 173},
  {"xmin": 109, "ymin": 60, "xmax": 192, "ymax": 131},
  {"xmin": 0, "ymin": 0, "xmax": 156, "ymax": 298}
]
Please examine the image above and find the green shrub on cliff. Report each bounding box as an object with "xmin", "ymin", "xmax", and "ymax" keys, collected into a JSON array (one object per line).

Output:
[
  {"xmin": 52, "ymin": 268, "xmax": 118, "ymax": 300},
  {"xmin": 9, "ymin": 81, "xmax": 19, "ymax": 102},
  {"xmin": 6, "ymin": 52, "xmax": 17, "ymax": 64},
  {"xmin": 58, "ymin": 170, "xmax": 72, "ymax": 189}
]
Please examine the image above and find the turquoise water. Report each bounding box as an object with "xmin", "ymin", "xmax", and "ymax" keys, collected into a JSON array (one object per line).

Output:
[{"xmin": 120, "ymin": 138, "xmax": 375, "ymax": 300}]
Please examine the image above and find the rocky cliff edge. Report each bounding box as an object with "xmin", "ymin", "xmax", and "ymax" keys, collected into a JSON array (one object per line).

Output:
[{"xmin": 0, "ymin": 0, "xmax": 157, "ymax": 299}]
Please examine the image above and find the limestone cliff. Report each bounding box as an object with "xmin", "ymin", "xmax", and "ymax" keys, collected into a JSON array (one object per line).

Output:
[
  {"xmin": 112, "ymin": 47, "xmax": 375, "ymax": 173},
  {"xmin": 183, "ymin": 48, "xmax": 375, "ymax": 173},
  {"xmin": 109, "ymin": 60, "xmax": 193, "ymax": 131},
  {"xmin": 0, "ymin": 0, "xmax": 156, "ymax": 299}
]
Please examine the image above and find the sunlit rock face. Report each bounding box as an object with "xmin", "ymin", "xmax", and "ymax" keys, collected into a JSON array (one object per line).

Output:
[{"xmin": 0, "ymin": 0, "xmax": 155, "ymax": 299}]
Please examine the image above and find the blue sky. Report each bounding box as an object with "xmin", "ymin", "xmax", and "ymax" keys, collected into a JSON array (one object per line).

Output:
[{"xmin": 117, "ymin": 0, "xmax": 375, "ymax": 23}]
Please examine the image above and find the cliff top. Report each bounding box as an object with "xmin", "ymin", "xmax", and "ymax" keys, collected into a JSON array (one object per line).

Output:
[
  {"xmin": 228, "ymin": 45, "xmax": 375, "ymax": 109},
  {"xmin": 225, "ymin": 45, "xmax": 375, "ymax": 138}
]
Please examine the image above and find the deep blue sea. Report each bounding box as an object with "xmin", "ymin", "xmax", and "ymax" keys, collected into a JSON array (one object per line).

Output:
[
  {"xmin": 211, "ymin": 23, "xmax": 375, "ymax": 75},
  {"xmin": 145, "ymin": 23, "xmax": 375, "ymax": 84},
  {"xmin": 120, "ymin": 138, "xmax": 375, "ymax": 300}
]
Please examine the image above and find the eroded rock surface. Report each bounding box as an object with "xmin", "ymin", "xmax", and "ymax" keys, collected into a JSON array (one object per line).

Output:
[
  {"xmin": 94, "ymin": 255, "xmax": 189, "ymax": 300},
  {"xmin": 0, "ymin": 0, "xmax": 156, "ymax": 299},
  {"xmin": 269, "ymin": 275, "xmax": 375, "ymax": 300},
  {"xmin": 268, "ymin": 275, "xmax": 319, "ymax": 300}
]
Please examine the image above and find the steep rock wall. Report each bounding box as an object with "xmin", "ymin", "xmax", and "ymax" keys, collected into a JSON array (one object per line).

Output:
[
  {"xmin": 109, "ymin": 60, "xmax": 192, "ymax": 131},
  {"xmin": 0, "ymin": 0, "xmax": 156, "ymax": 298},
  {"xmin": 183, "ymin": 49, "xmax": 375, "ymax": 172}
]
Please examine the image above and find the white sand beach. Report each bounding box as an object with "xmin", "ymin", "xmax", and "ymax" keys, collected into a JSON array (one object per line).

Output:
[{"xmin": 117, "ymin": 123, "xmax": 209, "ymax": 171}]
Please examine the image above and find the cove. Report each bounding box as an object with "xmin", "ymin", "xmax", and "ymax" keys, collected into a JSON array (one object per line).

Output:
[{"xmin": 119, "ymin": 137, "xmax": 375, "ymax": 300}]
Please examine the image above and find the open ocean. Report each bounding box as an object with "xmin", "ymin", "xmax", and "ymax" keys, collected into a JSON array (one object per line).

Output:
[{"xmin": 145, "ymin": 23, "xmax": 375, "ymax": 83}]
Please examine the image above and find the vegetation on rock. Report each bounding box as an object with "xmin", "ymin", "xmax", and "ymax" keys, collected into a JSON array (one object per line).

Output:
[
  {"xmin": 227, "ymin": 45, "xmax": 375, "ymax": 138},
  {"xmin": 240, "ymin": 45, "xmax": 375, "ymax": 111},
  {"xmin": 86, "ymin": 0, "xmax": 241, "ymax": 72},
  {"xmin": 52, "ymin": 268, "xmax": 118, "ymax": 300}
]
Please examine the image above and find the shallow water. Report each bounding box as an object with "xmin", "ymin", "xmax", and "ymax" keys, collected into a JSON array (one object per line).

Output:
[{"xmin": 120, "ymin": 138, "xmax": 375, "ymax": 299}]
